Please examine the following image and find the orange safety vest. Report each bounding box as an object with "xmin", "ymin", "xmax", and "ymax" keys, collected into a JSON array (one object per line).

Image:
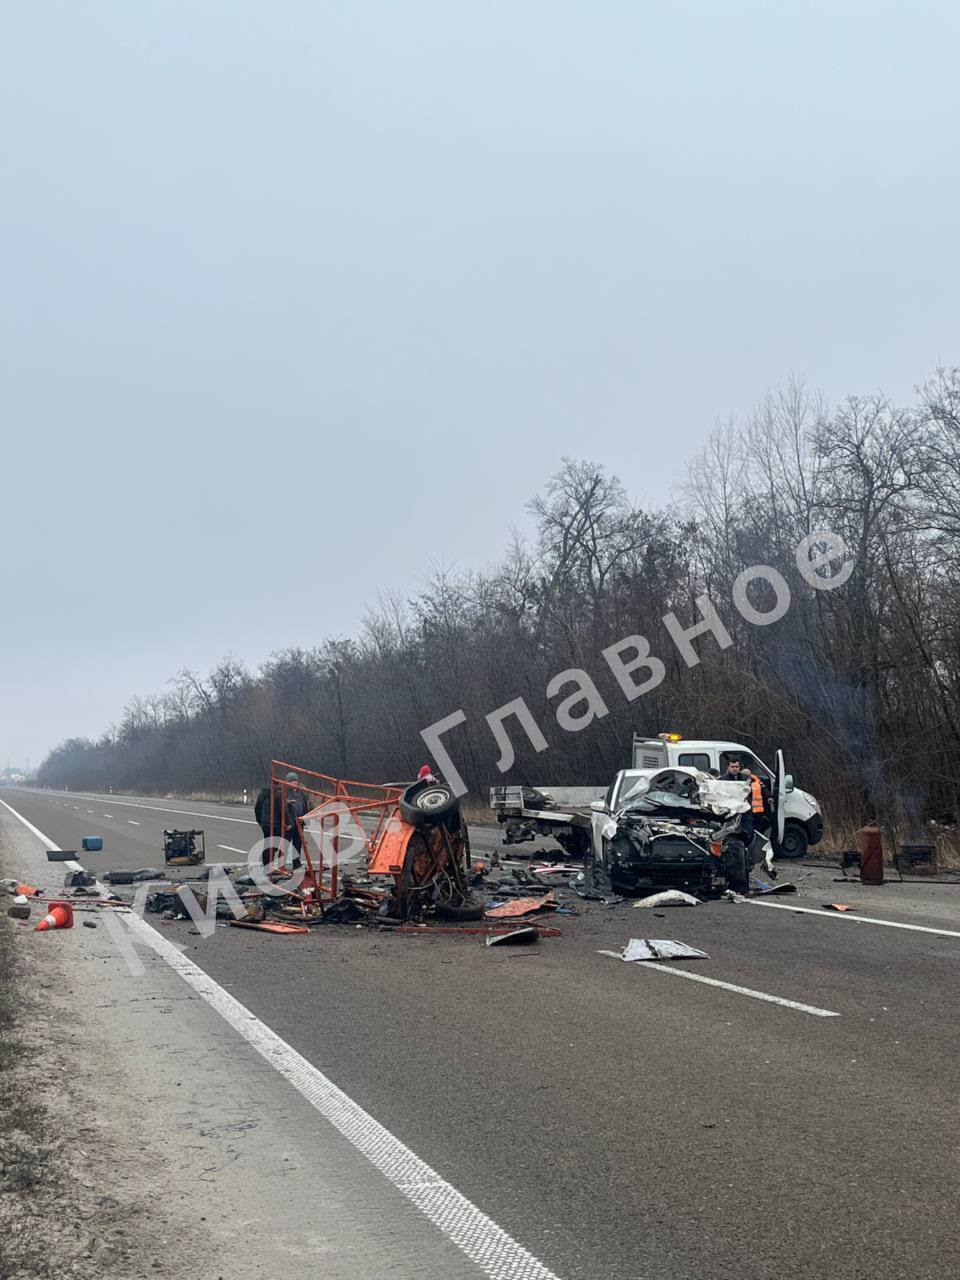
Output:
[{"xmin": 749, "ymin": 775, "xmax": 765, "ymax": 814}]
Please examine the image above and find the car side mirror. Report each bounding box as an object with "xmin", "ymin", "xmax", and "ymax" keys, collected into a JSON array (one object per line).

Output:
[
  {"xmin": 784, "ymin": 773, "xmax": 794, "ymax": 793},
  {"xmin": 590, "ymin": 800, "xmax": 606, "ymax": 812}
]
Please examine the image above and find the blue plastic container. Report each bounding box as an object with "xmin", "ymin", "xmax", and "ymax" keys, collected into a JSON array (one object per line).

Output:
[{"xmin": 80, "ymin": 836, "xmax": 103, "ymax": 852}]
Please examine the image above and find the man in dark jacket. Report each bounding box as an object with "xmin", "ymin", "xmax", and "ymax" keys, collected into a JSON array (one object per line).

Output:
[{"xmin": 254, "ymin": 771, "xmax": 308, "ymax": 868}]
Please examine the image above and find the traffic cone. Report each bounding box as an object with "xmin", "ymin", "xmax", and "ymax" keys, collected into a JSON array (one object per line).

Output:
[{"xmin": 35, "ymin": 900, "xmax": 74, "ymax": 931}]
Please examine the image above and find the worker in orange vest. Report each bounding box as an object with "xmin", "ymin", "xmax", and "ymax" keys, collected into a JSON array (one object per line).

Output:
[{"xmin": 723, "ymin": 758, "xmax": 775, "ymax": 875}]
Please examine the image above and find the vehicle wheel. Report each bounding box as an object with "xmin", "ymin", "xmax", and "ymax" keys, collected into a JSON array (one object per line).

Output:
[
  {"xmin": 434, "ymin": 891, "xmax": 485, "ymax": 921},
  {"xmin": 555, "ymin": 828, "xmax": 590, "ymax": 859},
  {"xmin": 777, "ymin": 821, "xmax": 808, "ymax": 860},
  {"xmin": 724, "ymin": 844, "xmax": 750, "ymax": 895},
  {"xmin": 399, "ymin": 780, "xmax": 461, "ymax": 828}
]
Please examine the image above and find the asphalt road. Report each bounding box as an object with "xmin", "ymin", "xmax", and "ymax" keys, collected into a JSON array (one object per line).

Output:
[{"xmin": 6, "ymin": 786, "xmax": 960, "ymax": 1280}]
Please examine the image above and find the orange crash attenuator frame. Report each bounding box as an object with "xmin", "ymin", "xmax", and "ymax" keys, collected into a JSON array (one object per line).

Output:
[{"xmin": 264, "ymin": 759, "xmax": 420, "ymax": 914}]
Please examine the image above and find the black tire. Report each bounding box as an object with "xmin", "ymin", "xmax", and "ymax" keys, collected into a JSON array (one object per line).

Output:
[
  {"xmin": 777, "ymin": 821, "xmax": 809, "ymax": 860},
  {"xmin": 399, "ymin": 780, "xmax": 460, "ymax": 828},
  {"xmin": 724, "ymin": 843, "xmax": 750, "ymax": 895},
  {"xmin": 555, "ymin": 828, "xmax": 590, "ymax": 859},
  {"xmin": 434, "ymin": 891, "xmax": 485, "ymax": 922}
]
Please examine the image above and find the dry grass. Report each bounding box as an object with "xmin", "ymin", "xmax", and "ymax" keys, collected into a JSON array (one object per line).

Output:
[{"xmin": 0, "ymin": 911, "xmax": 67, "ymax": 1279}]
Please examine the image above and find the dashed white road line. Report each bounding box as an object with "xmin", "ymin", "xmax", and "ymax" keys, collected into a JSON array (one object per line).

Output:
[
  {"xmin": 39, "ymin": 791, "xmax": 256, "ymax": 825},
  {"xmin": 217, "ymin": 844, "xmax": 248, "ymax": 855},
  {"xmin": 128, "ymin": 820, "xmax": 140, "ymax": 825},
  {"xmin": 598, "ymin": 951, "xmax": 840, "ymax": 1017},
  {"xmin": 0, "ymin": 795, "xmax": 564, "ymax": 1280},
  {"xmin": 747, "ymin": 898, "xmax": 960, "ymax": 939}
]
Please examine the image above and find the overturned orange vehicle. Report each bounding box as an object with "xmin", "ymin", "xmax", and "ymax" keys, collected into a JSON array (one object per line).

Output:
[{"xmin": 263, "ymin": 760, "xmax": 482, "ymax": 922}]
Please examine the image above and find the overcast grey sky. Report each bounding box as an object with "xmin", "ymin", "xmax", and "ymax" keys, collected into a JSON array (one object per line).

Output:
[{"xmin": 2, "ymin": 1, "xmax": 958, "ymax": 767}]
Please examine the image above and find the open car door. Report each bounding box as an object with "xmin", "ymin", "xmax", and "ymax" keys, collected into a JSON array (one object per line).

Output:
[{"xmin": 773, "ymin": 749, "xmax": 787, "ymax": 846}]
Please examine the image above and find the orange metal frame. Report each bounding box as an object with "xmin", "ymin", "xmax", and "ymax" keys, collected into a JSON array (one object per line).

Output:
[{"xmin": 266, "ymin": 759, "xmax": 408, "ymax": 912}]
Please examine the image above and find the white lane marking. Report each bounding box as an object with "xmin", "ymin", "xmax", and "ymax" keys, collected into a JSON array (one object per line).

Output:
[
  {"xmin": 597, "ymin": 951, "xmax": 840, "ymax": 1017},
  {"xmin": 103, "ymin": 813, "xmax": 113, "ymax": 818},
  {"xmin": 0, "ymin": 796, "xmax": 564, "ymax": 1280},
  {"xmin": 128, "ymin": 820, "xmax": 140, "ymax": 825},
  {"xmin": 47, "ymin": 792, "xmax": 256, "ymax": 825},
  {"xmin": 217, "ymin": 845, "xmax": 247, "ymax": 855},
  {"xmin": 746, "ymin": 898, "xmax": 960, "ymax": 939}
]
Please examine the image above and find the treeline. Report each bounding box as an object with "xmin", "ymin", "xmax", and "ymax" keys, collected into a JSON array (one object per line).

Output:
[{"xmin": 39, "ymin": 368, "xmax": 960, "ymax": 841}]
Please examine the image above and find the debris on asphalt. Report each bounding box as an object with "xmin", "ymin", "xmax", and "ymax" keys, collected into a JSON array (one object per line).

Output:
[
  {"xmin": 570, "ymin": 864, "xmax": 623, "ymax": 905},
  {"xmin": 82, "ymin": 919, "xmax": 98, "ymax": 929},
  {"xmin": 16, "ymin": 883, "xmax": 41, "ymax": 898},
  {"xmin": 823, "ymin": 903, "xmax": 855, "ymax": 911},
  {"xmin": 485, "ymin": 926, "xmax": 540, "ymax": 947},
  {"xmin": 227, "ymin": 919, "xmax": 310, "ymax": 935},
  {"xmin": 64, "ymin": 869, "xmax": 95, "ymax": 889},
  {"xmin": 45, "ymin": 848, "xmax": 78, "ymax": 862},
  {"xmin": 620, "ymin": 938, "xmax": 709, "ymax": 962},
  {"xmin": 80, "ymin": 836, "xmax": 103, "ymax": 851},
  {"xmin": 485, "ymin": 893, "xmax": 557, "ymax": 919},
  {"xmin": 103, "ymin": 868, "xmax": 164, "ymax": 884},
  {"xmin": 752, "ymin": 880, "xmax": 799, "ymax": 895},
  {"xmin": 632, "ymin": 890, "xmax": 700, "ymax": 908},
  {"xmin": 8, "ymin": 901, "xmax": 31, "ymax": 921}
]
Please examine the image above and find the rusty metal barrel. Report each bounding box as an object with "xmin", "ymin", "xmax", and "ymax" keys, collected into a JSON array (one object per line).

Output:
[{"xmin": 858, "ymin": 824, "xmax": 884, "ymax": 884}]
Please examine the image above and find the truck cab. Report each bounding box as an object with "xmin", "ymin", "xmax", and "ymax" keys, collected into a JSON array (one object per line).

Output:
[{"xmin": 630, "ymin": 733, "xmax": 823, "ymax": 858}]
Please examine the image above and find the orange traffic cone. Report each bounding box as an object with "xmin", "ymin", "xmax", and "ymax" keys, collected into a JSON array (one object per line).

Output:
[{"xmin": 35, "ymin": 900, "xmax": 74, "ymax": 931}]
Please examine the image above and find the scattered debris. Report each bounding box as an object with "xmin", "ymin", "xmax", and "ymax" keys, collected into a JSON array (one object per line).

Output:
[
  {"xmin": 227, "ymin": 920, "xmax": 310, "ymax": 935},
  {"xmin": 82, "ymin": 919, "xmax": 98, "ymax": 929},
  {"xmin": 80, "ymin": 836, "xmax": 103, "ymax": 851},
  {"xmin": 570, "ymin": 864, "xmax": 623, "ymax": 905},
  {"xmin": 64, "ymin": 869, "xmax": 95, "ymax": 888},
  {"xmin": 45, "ymin": 848, "xmax": 78, "ymax": 862},
  {"xmin": 620, "ymin": 938, "xmax": 709, "ymax": 962},
  {"xmin": 632, "ymin": 890, "xmax": 700, "ymax": 908},
  {"xmin": 485, "ymin": 926, "xmax": 540, "ymax": 947},
  {"xmin": 8, "ymin": 901, "xmax": 31, "ymax": 921},
  {"xmin": 485, "ymin": 893, "xmax": 557, "ymax": 919},
  {"xmin": 103, "ymin": 868, "xmax": 164, "ymax": 884},
  {"xmin": 322, "ymin": 898, "xmax": 368, "ymax": 924},
  {"xmin": 823, "ymin": 903, "xmax": 855, "ymax": 912},
  {"xmin": 751, "ymin": 881, "xmax": 799, "ymax": 895}
]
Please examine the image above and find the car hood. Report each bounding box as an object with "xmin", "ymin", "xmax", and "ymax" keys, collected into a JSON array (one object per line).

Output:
[{"xmin": 616, "ymin": 767, "xmax": 749, "ymax": 821}]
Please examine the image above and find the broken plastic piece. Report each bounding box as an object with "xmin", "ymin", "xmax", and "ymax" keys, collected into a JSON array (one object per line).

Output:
[
  {"xmin": 823, "ymin": 903, "xmax": 855, "ymax": 912},
  {"xmin": 632, "ymin": 890, "xmax": 700, "ymax": 908},
  {"xmin": 485, "ymin": 926, "xmax": 539, "ymax": 947},
  {"xmin": 485, "ymin": 893, "xmax": 557, "ymax": 919},
  {"xmin": 226, "ymin": 920, "xmax": 310, "ymax": 934},
  {"xmin": 620, "ymin": 938, "xmax": 709, "ymax": 962}
]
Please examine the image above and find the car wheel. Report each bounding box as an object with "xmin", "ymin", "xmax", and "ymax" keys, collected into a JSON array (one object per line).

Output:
[
  {"xmin": 399, "ymin": 780, "xmax": 460, "ymax": 828},
  {"xmin": 777, "ymin": 821, "xmax": 809, "ymax": 860},
  {"xmin": 434, "ymin": 891, "xmax": 485, "ymax": 921}
]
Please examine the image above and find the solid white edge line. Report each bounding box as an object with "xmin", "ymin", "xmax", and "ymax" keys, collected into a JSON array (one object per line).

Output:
[
  {"xmin": 746, "ymin": 898, "xmax": 960, "ymax": 938},
  {"xmin": 0, "ymin": 795, "xmax": 564, "ymax": 1280},
  {"xmin": 597, "ymin": 951, "xmax": 840, "ymax": 1017}
]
